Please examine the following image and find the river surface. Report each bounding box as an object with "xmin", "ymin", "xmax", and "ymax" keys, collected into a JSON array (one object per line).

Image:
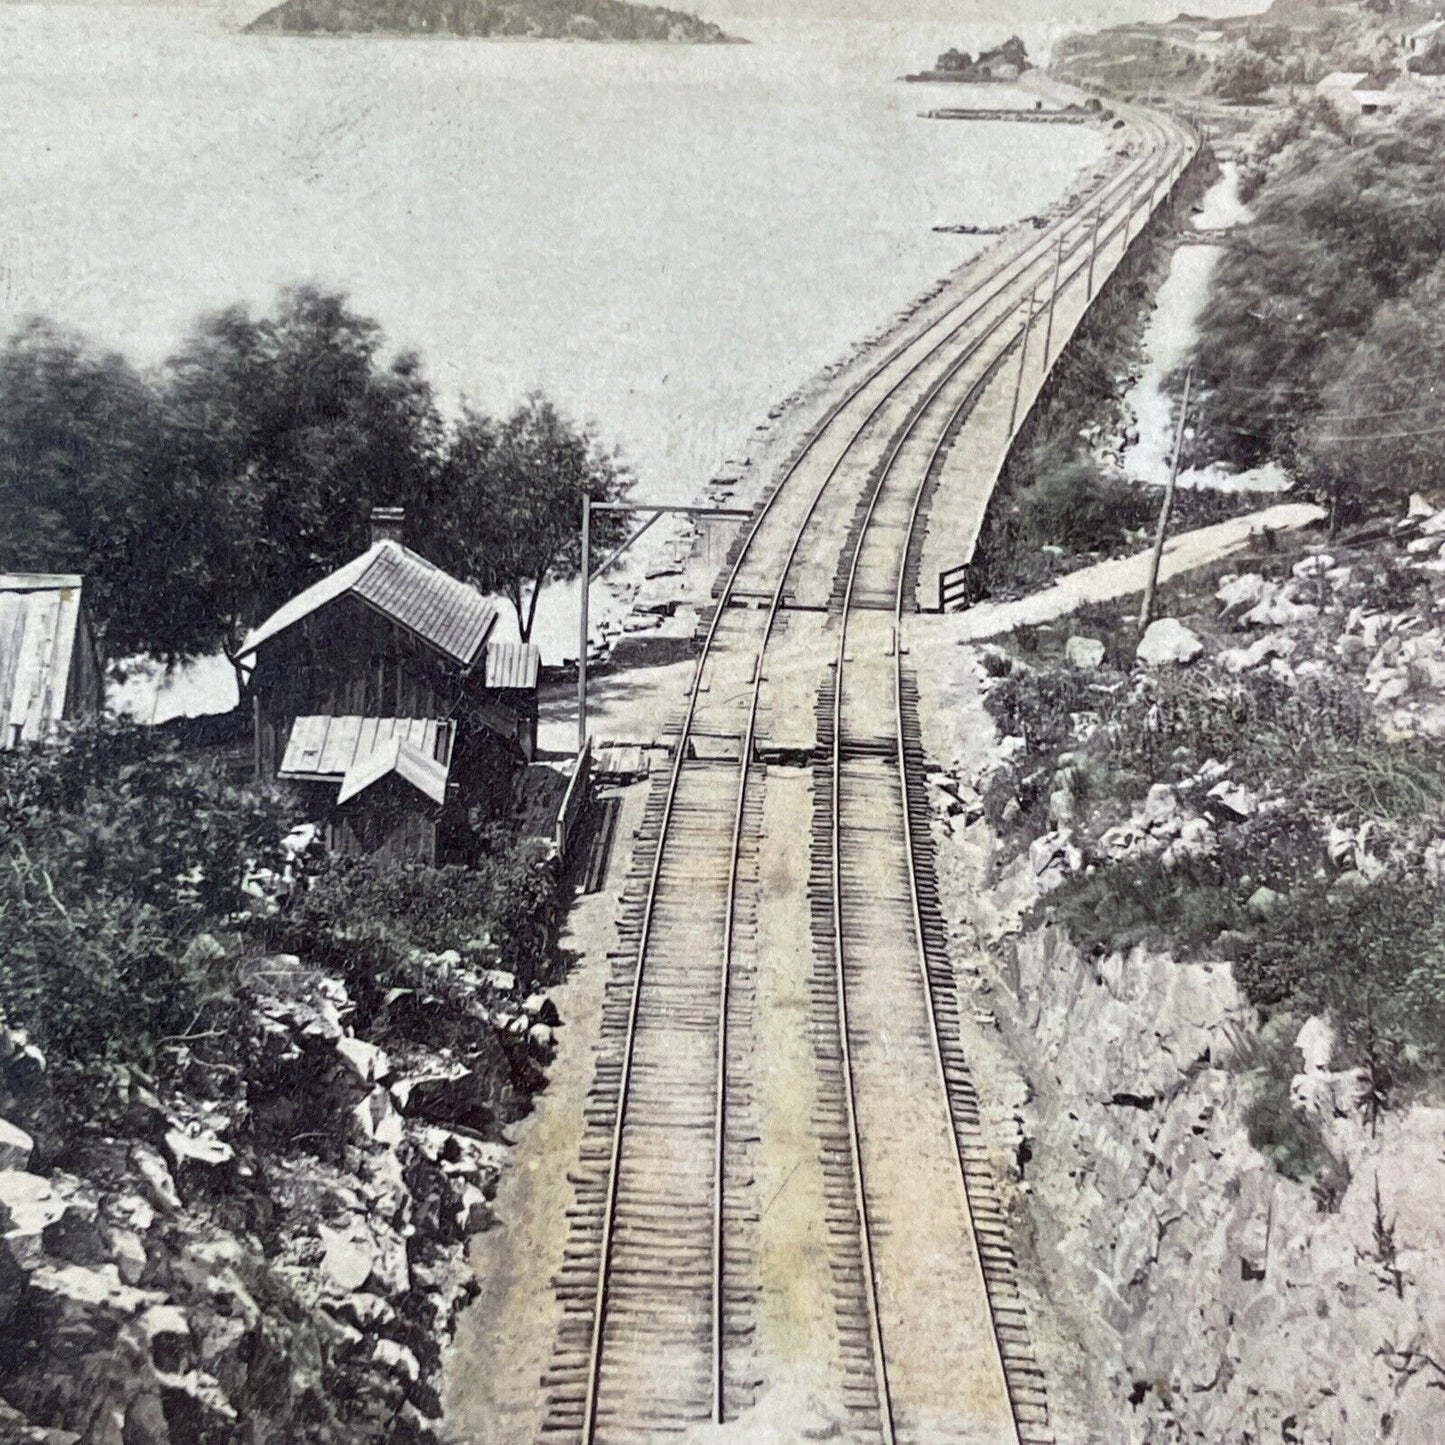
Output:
[{"xmin": 1, "ymin": 2, "xmax": 1123, "ymax": 661}]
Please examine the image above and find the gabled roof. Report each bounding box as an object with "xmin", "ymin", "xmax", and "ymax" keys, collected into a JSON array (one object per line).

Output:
[
  {"xmin": 1317, "ymin": 71, "xmax": 1369, "ymax": 90},
  {"xmin": 337, "ymin": 735, "xmax": 450, "ymax": 808},
  {"xmin": 0, "ymin": 575, "xmax": 87, "ymax": 749},
  {"xmin": 279, "ymin": 715, "xmax": 453, "ymax": 781},
  {"xmin": 484, "ymin": 640, "xmax": 541, "ymax": 691},
  {"xmin": 238, "ymin": 542, "xmax": 500, "ymax": 667}
]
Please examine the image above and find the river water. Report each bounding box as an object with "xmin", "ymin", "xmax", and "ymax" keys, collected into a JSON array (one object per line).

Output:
[{"xmin": 1, "ymin": 2, "xmax": 1120, "ymax": 667}]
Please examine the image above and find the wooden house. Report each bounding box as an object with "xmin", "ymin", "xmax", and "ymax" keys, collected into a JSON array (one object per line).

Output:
[
  {"xmin": 0, "ymin": 574, "xmax": 104, "ymax": 750},
  {"xmin": 237, "ymin": 509, "xmax": 541, "ymax": 866}
]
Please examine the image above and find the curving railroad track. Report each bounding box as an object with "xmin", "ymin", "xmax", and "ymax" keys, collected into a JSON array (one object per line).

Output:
[{"xmin": 542, "ymin": 103, "xmax": 1199, "ymax": 1445}]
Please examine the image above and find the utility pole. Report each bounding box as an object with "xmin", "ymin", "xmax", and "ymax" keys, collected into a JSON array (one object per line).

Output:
[
  {"xmin": 578, "ymin": 493, "xmax": 590, "ymax": 756},
  {"xmin": 1086, "ymin": 204, "xmax": 1102, "ymax": 299},
  {"xmin": 1041, "ymin": 236, "xmax": 1065, "ymax": 368},
  {"xmin": 1139, "ymin": 365, "xmax": 1194, "ymax": 634},
  {"xmin": 1007, "ymin": 285, "xmax": 1038, "ymax": 437}
]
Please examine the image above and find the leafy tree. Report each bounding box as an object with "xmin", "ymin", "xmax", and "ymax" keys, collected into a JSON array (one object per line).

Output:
[
  {"xmin": 1211, "ymin": 48, "xmax": 1277, "ymax": 103},
  {"xmin": 1305, "ymin": 261, "xmax": 1445, "ymax": 523},
  {"xmin": 0, "ymin": 289, "xmax": 446, "ymax": 669},
  {"xmin": 1191, "ymin": 115, "xmax": 1445, "ymax": 480},
  {"xmin": 0, "ymin": 322, "xmax": 200, "ymax": 658},
  {"xmin": 161, "ymin": 286, "xmax": 446, "ymax": 667},
  {"xmin": 433, "ymin": 393, "xmax": 630, "ymax": 642}
]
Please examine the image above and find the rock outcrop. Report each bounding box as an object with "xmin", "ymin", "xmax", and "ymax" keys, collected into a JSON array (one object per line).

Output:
[{"xmin": 0, "ymin": 947, "xmax": 563, "ymax": 1442}]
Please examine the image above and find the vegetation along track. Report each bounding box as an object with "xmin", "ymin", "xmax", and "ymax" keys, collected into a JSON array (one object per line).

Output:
[{"xmin": 541, "ymin": 103, "xmax": 1198, "ymax": 1445}]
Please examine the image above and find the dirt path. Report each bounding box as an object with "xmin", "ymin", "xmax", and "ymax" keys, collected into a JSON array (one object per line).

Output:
[{"xmin": 943, "ymin": 502, "xmax": 1325, "ymax": 641}]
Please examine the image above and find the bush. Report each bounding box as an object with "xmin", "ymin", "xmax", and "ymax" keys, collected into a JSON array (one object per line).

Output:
[
  {"xmin": 1046, "ymin": 855, "xmax": 1248, "ymax": 958},
  {"xmin": 0, "ymin": 720, "xmax": 293, "ymax": 1077},
  {"xmin": 271, "ymin": 833, "xmax": 562, "ymax": 997}
]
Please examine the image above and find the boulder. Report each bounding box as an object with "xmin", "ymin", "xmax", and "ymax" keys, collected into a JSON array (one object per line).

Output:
[
  {"xmin": 1137, "ymin": 618, "xmax": 1203, "ymax": 666},
  {"xmin": 1065, "ymin": 635, "xmax": 1106, "ymax": 670},
  {"xmin": 336, "ymin": 1036, "xmax": 391, "ymax": 1085},
  {"xmin": 1205, "ymin": 780, "xmax": 1256, "ymax": 819},
  {"xmin": 0, "ymin": 1118, "xmax": 34, "ymax": 1173},
  {"xmin": 1218, "ymin": 632, "xmax": 1294, "ymax": 675},
  {"xmin": 317, "ymin": 1221, "xmax": 373, "ymax": 1294},
  {"xmin": 521, "ymin": 993, "xmax": 561, "ymax": 1028},
  {"xmin": 1216, "ymin": 572, "xmax": 1268, "ymax": 613},
  {"xmin": 1246, "ymin": 885, "xmax": 1282, "ymax": 919}
]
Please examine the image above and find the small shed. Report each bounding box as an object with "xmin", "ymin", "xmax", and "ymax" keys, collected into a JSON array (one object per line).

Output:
[
  {"xmin": 238, "ymin": 509, "xmax": 542, "ymax": 866},
  {"xmin": 0, "ymin": 574, "xmax": 103, "ymax": 749}
]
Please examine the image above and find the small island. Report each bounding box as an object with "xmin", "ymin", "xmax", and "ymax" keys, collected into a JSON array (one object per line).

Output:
[
  {"xmin": 245, "ymin": 0, "xmax": 741, "ymax": 42},
  {"xmin": 905, "ymin": 35, "xmax": 1032, "ymax": 83}
]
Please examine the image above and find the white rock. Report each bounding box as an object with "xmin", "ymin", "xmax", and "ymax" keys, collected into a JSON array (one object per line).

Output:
[
  {"xmin": 336, "ymin": 1036, "xmax": 391, "ymax": 1085},
  {"xmin": 522, "ymin": 993, "xmax": 561, "ymax": 1027},
  {"xmin": 1295, "ymin": 1016, "xmax": 1335, "ymax": 1073},
  {"xmin": 1291, "ymin": 554, "xmax": 1336, "ymax": 579},
  {"xmin": 457, "ymin": 1183, "xmax": 490, "ymax": 1235},
  {"xmin": 109, "ymin": 1228, "xmax": 148, "ymax": 1286},
  {"xmin": 1137, "ymin": 618, "xmax": 1203, "ymax": 666},
  {"xmin": 1375, "ymin": 675, "xmax": 1410, "ymax": 706},
  {"xmin": 353, "ymin": 1088, "xmax": 404, "ymax": 1148},
  {"xmin": 1206, "ymin": 780, "xmax": 1256, "ymax": 819},
  {"xmin": 1218, "ymin": 632, "xmax": 1294, "ymax": 674},
  {"xmin": 29, "ymin": 1261, "xmax": 155, "ymax": 1315},
  {"xmin": 0, "ymin": 1118, "xmax": 34, "ymax": 1173},
  {"xmin": 130, "ymin": 1144, "xmax": 181, "ymax": 1213},
  {"xmin": 1162, "ymin": 816, "xmax": 1216, "ymax": 869},
  {"xmin": 528, "ymin": 1023, "xmax": 556, "ymax": 1057},
  {"xmin": 1408, "ymin": 492, "xmax": 1435, "ymax": 518},
  {"xmin": 0, "ymin": 1169, "xmax": 66, "ymax": 1266},
  {"xmin": 1143, "ymin": 784, "xmax": 1181, "ymax": 826},
  {"xmin": 374, "ymin": 1338, "xmax": 421, "ymax": 1383},
  {"xmin": 480, "ymin": 969, "xmax": 516, "ymax": 995},
  {"xmin": 1241, "ymin": 587, "xmax": 1319, "ymax": 629},
  {"xmin": 1216, "ymin": 572, "xmax": 1268, "ymax": 612},
  {"xmin": 1065, "ymin": 636, "xmax": 1106, "ymax": 670},
  {"xmin": 164, "ymin": 1125, "xmax": 234, "ymax": 1171},
  {"xmin": 318, "ymin": 1222, "xmax": 373, "ymax": 1294}
]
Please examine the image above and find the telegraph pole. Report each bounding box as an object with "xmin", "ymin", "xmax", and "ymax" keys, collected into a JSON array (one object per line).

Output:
[
  {"xmin": 1007, "ymin": 285, "xmax": 1038, "ymax": 437},
  {"xmin": 1086, "ymin": 204, "xmax": 1102, "ymax": 299},
  {"xmin": 1041, "ymin": 235, "xmax": 1065, "ymax": 368},
  {"xmin": 1139, "ymin": 365, "xmax": 1194, "ymax": 633},
  {"xmin": 578, "ymin": 494, "xmax": 590, "ymax": 756}
]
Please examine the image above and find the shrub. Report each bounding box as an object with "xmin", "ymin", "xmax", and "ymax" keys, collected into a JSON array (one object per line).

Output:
[
  {"xmin": 1045, "ymin": 855, "xmax": 1248, "ymax": 957},
  {"xmin": 271, "ymin": 832, "xmax": 562, "ymax": 997},
  {"xmin": 0, "ymin": 720, "xmax": 293, "ymax": 1077}
]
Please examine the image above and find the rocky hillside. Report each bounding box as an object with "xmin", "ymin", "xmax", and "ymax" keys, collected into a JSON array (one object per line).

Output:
[
  {"xmin": 918, "ymin": 493, "xmax": 1445, "ymax": 1440},
  {"xmin": 244, "ymin": 0, "xmax": 737, "ymax": 42}
]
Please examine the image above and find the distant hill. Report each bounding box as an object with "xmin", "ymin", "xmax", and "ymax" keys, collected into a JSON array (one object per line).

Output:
[{"xmin": 244, "ymin": 0, "xmax": 740, "ymax": 42}]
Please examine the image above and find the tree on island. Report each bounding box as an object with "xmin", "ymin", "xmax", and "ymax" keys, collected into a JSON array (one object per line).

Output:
[{"xmin": 433, "ymin": 394, "xmax": 630, "ymax": 644}]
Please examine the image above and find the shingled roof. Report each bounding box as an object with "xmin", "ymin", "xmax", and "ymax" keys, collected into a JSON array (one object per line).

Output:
[{"xmin": 238, "ymin": 542, "xmax": 500, "ymax": 668}]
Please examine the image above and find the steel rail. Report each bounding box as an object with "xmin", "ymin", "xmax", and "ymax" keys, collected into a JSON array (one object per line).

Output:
[
  {"xmin": 575, "ymin": 104, "xmax": 1191, "ymax": 1444},
  {"xmin": 823, "ymin": 104, "xmax": 1196, "ymax": 1444}
]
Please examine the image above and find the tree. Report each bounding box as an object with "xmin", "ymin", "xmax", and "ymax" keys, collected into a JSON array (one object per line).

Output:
[
  {"xmin": 162, "ymin": 286, "xmax": 446, "ymax": 669},
  {"xmin": 0, "ymin": 289, "xmax": 447, "ymax": 670},
  {"xmin": 1212, "ymin": 48, "xmax": 1277, "ymax": 104},
  {"xmin": 1305, "ymin": 260, "xmax": 1445, "ymax": 524},
  {"xmin": 0, "ymin": 321, "xmax": 212, "ymax": 659},
  {"xmin": 434, "ymin": 394, "xmax": 630, "ymax": 642}
]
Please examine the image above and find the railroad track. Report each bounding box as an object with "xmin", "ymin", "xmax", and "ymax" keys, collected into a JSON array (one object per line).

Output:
[{"xmin": 543, "ymin": 103, "xmax": 1198, "ymax": 1445}]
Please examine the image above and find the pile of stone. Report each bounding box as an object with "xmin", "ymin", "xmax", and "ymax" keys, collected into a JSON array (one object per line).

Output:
[{"xmin": 0, "ymin": 949, "xmax": 563, "ymax": 1442}]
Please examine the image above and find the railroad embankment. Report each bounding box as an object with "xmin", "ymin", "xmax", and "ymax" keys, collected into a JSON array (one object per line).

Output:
[{"xmin": 912, "ymin": 498, "xmax": 1445, "ymax": 1442}]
